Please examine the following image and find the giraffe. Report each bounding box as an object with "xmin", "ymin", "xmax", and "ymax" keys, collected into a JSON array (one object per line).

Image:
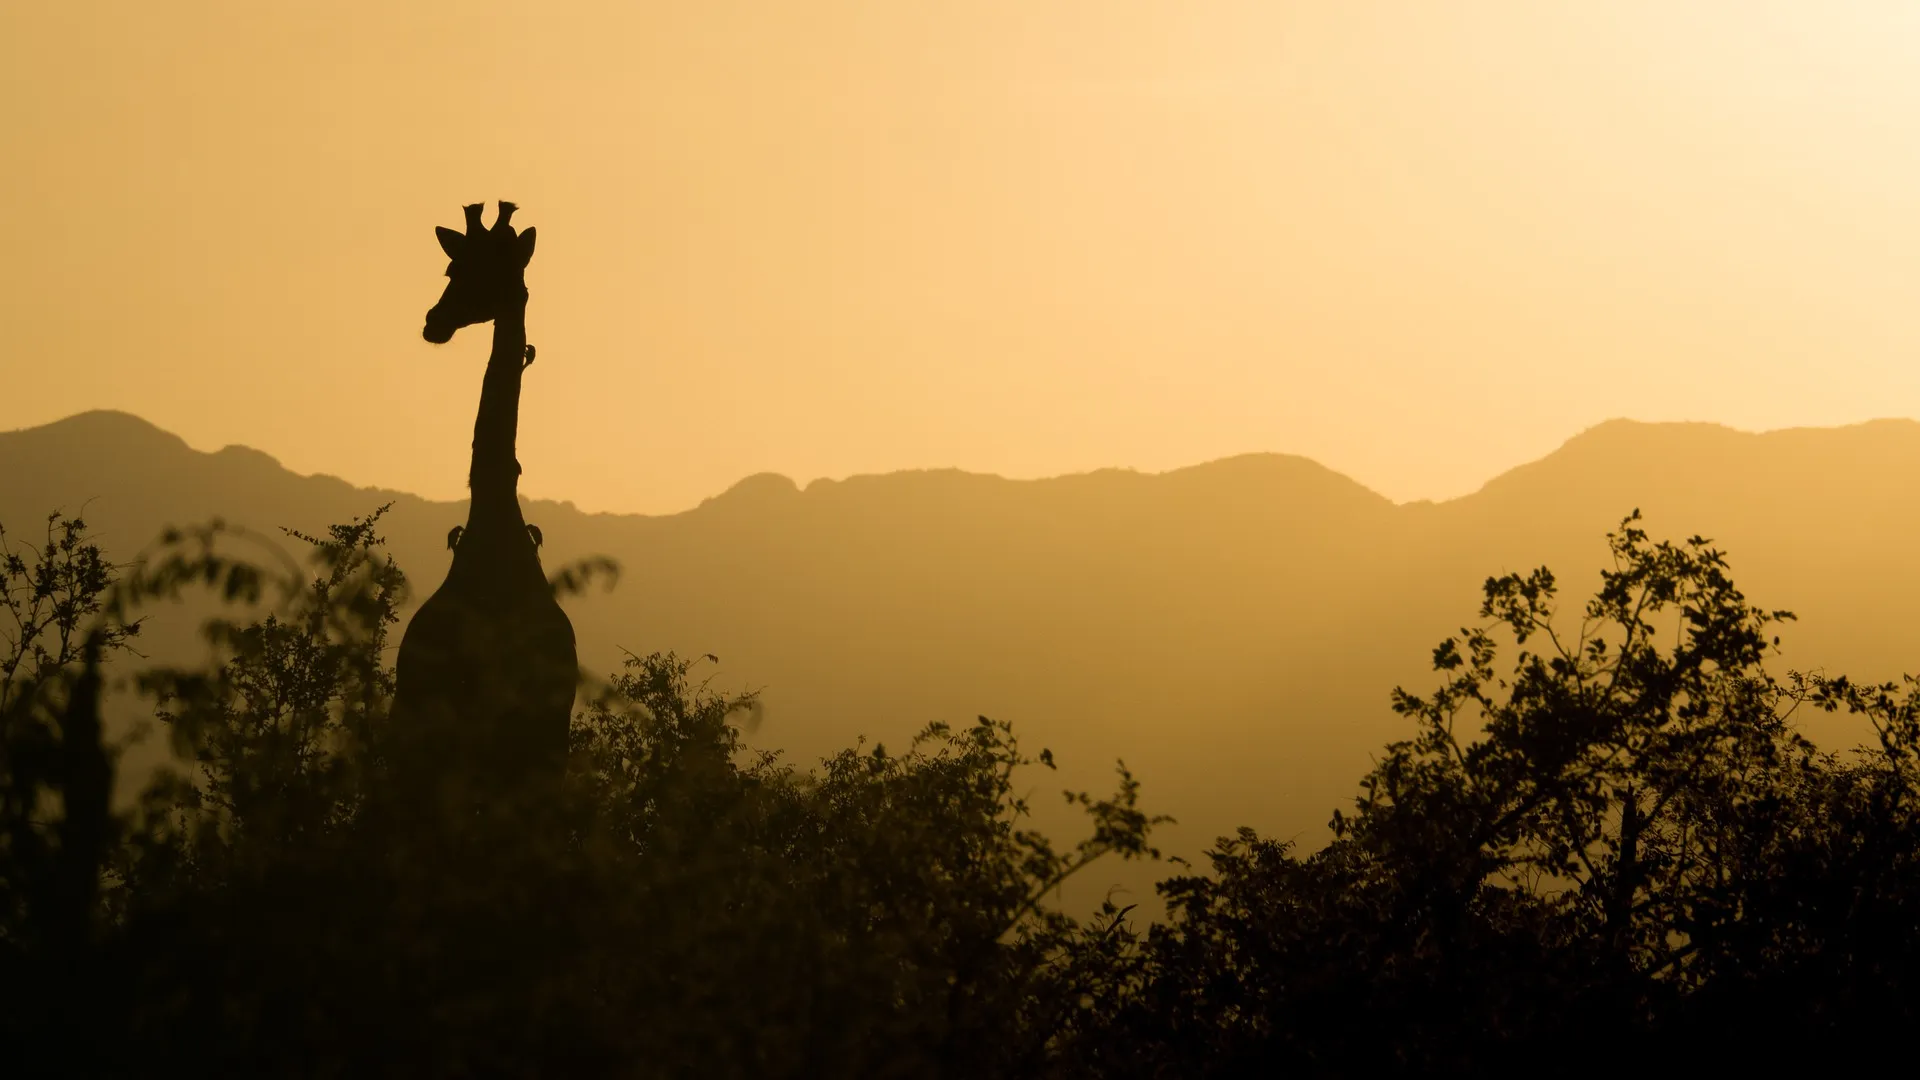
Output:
[{"xmin": 389, "ymin": 201, "xmax": 577, "ymax": 805}]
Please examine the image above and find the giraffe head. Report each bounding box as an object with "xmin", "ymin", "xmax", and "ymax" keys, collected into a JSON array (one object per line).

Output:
[{"xmin": 422, "ymin": 201, "xmax": 538, "ymax": 344}]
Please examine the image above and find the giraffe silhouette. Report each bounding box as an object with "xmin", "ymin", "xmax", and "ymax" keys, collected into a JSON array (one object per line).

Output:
[{"xmin": 389, "ymin": 201, "xmax": 577, "ymax": 804}]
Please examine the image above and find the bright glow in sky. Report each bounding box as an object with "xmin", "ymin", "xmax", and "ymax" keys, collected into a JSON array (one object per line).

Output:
[{"xmin": 5, "ymin": 2, "xmax": 1920, "ymax": 513}]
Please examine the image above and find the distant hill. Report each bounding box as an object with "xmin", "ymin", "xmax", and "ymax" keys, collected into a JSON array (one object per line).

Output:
[{"xmin": 8, "ymin": 409, "xmax": 1920, "ymax": 893}]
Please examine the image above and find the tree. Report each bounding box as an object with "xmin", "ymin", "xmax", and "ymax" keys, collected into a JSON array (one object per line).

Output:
[
  {"xmin": 1091, "ymin": 512, "xmax": 1920, "ymax": 1074},
  {"xmin": 46, "ymin": 501, "xmax": 1920, "ymax": 1075},
  {"xmin": 1, "ymin": 507, "xmax": 1170, "ymax": 1078},
  {"xmin": 0, "ymin": 512, "xmax": 143, "ymax": 1067}
]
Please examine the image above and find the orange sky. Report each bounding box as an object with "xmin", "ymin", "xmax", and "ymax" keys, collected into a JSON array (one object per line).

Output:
[{"xmin": 5, "ymin": 2, "xmax": 1919, "ymax": 514}]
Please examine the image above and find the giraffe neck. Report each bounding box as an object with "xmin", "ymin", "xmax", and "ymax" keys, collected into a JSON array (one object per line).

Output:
[{"xmin": 468, "ymin": 296, "xmax": 529, "ymax": 524}]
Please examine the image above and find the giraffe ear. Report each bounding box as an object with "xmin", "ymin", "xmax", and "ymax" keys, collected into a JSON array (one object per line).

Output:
[
  {"xmin": 517, "ymin": 226, "xmax": 537, "ymax": 266},
  {"xmin": 436, "ymin": 226, "xmax": 465, "ymax": 259}
]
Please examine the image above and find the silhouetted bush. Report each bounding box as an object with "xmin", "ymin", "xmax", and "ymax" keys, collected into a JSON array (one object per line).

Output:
[
  {"xmin": 8, "ymin": 507, "xmax": 1920, "ymax": 1076},
  {"xmin": 2, "ymin": 509, "xmax": 1164, "ymax": 1078},
  {"xmin": 1077, "ymin": 512, "xmax": 1920, "ymax": 1076}
]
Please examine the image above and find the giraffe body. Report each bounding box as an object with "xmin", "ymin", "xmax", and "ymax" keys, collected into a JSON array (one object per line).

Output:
[{"xmin": 391, "ymin": 202, "xmax": 576, "ymax": 798}]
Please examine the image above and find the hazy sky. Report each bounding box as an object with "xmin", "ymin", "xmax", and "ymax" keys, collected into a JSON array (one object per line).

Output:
[{"xmin": 6, "ymin": 2, "xmax": 1919, "ymax": 514}]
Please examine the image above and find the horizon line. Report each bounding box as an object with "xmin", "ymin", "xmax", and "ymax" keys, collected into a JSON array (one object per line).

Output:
[{"xmin": 9, "ymin": 408, "xmax": 1920, "ymax": 519}]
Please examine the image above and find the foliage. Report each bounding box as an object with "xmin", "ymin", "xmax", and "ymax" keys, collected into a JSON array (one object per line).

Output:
[
  {"xmin": 10, "ymin": 504, "xmax": 1920, "ymax": 1076},
  {"xmin": 0, "ymin": 509, "xmax": 1166, "ymax": 1078},
  {"xmin": 1080, "ymin": 512, "xmax": 1920, "ymax": 1075},
  {"xmin": 0, "ymin": 513, "xmax": 139, "ymax": 992},
  {"xmin": 0, "ymin": 512, "xmax": 140, "ymax": 713},
  {"xmin": 132, "ymin": 511, "xmax": 403, "ymax": 853}
]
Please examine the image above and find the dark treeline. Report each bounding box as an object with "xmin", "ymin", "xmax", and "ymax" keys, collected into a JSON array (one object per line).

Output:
[{"xmin": 4, "ymin": 505, "xmax": 1920, "ymax": 1077}]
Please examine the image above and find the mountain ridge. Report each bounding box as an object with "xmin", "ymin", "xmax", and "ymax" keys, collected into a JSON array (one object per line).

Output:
[
  {"xmin": 18, "ymin": 410, "xmax": 1920, "ymax": 526},
  {"xmin": 29, "ymin": 408, "xmax": 1890, "ymax": 518},
  {"xmin": 9, "ymin": 408, "xmax": 1920, "ymax": 900}
]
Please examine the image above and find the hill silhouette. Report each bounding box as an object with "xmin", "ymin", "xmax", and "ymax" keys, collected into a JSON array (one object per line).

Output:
[{"xmin": 5, "ymin": 410, "xmax": 1918, "ymax": 870}]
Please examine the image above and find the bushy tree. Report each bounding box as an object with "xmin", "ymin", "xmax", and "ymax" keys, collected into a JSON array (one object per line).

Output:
[
  {"xmin": 0, "ymin": 512, "xmax": 141, "ymax": 1051},
  {"xmin": 1087, "ymin": 512, "xmax": 1920, "ymax": 1075},
  {"xmin": 16, "ymin": 503, "xmax": 1920, "ymax": 1077},
  {"xmin": 2, "ymin": 509, "xmax": 1168, "ymax": 1078}
]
